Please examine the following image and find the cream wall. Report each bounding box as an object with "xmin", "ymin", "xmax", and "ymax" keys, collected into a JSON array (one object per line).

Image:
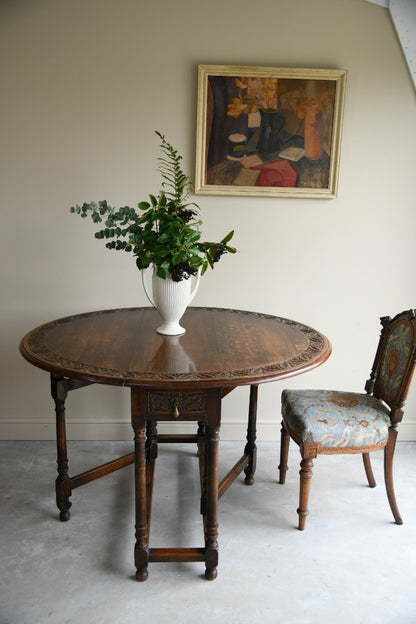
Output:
[{"xmin": 1, "ymin": 0, "xmax": 416, "ymax": 440}]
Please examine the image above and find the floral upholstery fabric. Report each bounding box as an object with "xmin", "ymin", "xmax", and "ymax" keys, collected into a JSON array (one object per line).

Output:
[
  {"xmin": 281, "ymin": 389, "xmax": 390, "ymax": 451},
  {"xmin": 379, "ymin": 321, "xmax": 413, "ymax": 403}
]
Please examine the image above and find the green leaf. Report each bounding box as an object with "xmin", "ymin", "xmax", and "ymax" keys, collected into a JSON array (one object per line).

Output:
[
  {"xmin": 172, "ymin": 251, "xmax": 185, "ymax": 265},
  {"xmin": 185, "ymin": 230, "xmax": 201, "ymax": 244},
  {"xmin": 188, "ymin": 245, "xmax": 201, "ymax": 256},
  {"xmin": 221, "ymin": 230, "xmax": 234, "ymax": 245}
]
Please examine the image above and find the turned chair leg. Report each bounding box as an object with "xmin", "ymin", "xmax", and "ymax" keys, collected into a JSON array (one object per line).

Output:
[
  {"xmin": 362, "ymin": 452, "xmax": 376, "ymax": 488},
  {"xmin": 278, "ymin": 421, "xmax": 290, "ymax": 484},
  {"xmin": 384, "ymin": 427, "xmax": 403, "ymax": 525},
  {"xmin": 298, "ymin": 457, "xmax": 314, "ymax": 530}
]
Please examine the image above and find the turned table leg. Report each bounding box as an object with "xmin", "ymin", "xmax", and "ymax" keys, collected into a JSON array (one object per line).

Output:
[
  {"xmin": 131, "ymin": 389, "xmax": 149, "ymax": 581},
  {"xmin": 51, "ymin": 375, "xmax": 72, "ymax": 522},
  {"xmin": 244, "ymin": 385, "xmax": 258, "ymax": 485},
  {"xmin": 204, "ymin": 423, "xmax": 219, "ymax": 580}
]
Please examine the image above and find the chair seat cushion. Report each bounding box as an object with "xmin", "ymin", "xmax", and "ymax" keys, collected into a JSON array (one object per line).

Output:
[{"xmin": 281, "ymin": 389, "xmax": 390, "ymax": 452}]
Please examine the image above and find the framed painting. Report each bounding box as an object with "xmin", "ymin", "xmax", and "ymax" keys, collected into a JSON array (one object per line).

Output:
[{"xmin": 195, "ymin": 65, "xmax": 347, "ymax": 199}]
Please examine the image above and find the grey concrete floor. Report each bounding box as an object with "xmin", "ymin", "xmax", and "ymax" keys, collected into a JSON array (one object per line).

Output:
[{"xmin": 1, "ymin": 440, "xmax": 416, "ymax": 624}]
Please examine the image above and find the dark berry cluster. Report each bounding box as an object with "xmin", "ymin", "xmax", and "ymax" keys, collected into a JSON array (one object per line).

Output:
[
  {"xmin": 213, "ymin": 245, "xmax": 228, "ymax": 263},
  {"xmin": 171, "ymin": 262, "xmax": 198, "ymax": 282},
  {"xmin": 177, "ymin": 208, "xmax": 198, "ymax": 222}
]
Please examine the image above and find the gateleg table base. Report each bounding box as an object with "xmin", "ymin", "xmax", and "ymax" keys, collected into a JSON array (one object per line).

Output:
[
  {"xmin": 50, "ymin": 374, "xmax": 259, "ymax": 581},
  {"xmin": 131, "ymin": 386, "xmax": 222, "ymax": 581}
]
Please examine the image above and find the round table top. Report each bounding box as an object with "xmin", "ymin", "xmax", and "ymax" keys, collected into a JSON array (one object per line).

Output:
[{"xmin": 20, "ymin": 307, "xmax": 331, "ymax": 389}]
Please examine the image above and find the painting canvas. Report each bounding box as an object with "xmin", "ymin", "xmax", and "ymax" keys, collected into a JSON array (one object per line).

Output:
[{"xmin": 195, "ymin": 65, "xmax": 346, "ymax": 198}]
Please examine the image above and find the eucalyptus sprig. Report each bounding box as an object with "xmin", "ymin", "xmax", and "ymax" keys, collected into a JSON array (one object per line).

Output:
[{"xmin": 70, "ymin": 132, "xmax": 236, "ymax": 281}]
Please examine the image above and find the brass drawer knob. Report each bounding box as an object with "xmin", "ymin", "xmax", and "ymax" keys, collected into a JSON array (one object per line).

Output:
[{"xmin": 172, "ymin": 399, "xmax": 181, "ymax": 418}]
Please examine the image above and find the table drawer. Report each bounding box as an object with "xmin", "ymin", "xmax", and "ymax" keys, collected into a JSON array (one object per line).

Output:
[{"xmin": 147, "ymin": 391, "xmax": 207, "ymax": 419}]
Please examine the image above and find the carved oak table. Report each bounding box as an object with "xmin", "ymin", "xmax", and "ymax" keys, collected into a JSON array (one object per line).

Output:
[{"xmin": 19, "ymin": 307, "xmax": 331, "ymax": 581}]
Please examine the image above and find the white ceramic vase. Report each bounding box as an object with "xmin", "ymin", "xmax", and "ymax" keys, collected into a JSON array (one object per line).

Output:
[{"xmin": 141, "ymin": 265, "xmax": 201, "ymax": 335}]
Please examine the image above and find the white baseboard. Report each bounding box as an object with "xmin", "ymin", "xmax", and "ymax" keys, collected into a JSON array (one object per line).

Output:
[{"xmin": 1, "ymin": 419, "xmax": 416, "ymax": 441}]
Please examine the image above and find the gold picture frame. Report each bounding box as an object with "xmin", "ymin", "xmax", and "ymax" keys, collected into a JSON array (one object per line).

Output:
[{"xmin": 195, "ymin": 64, "xmax": 347, "ymax": 199}]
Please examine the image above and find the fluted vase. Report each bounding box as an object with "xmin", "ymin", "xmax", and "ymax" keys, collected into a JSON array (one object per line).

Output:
[{"xmin": 142, "ymin": 266, "xmax": 201, "ymax": 335}]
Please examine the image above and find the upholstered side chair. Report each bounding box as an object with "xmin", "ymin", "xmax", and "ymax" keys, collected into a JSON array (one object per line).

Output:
[{"xmin": 279, "ymin": 309, "xmax": 416, "ymax": 530}]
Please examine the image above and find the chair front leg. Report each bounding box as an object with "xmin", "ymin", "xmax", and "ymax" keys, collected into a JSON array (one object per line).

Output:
[
  {"xmin": 298, "ymin": 456, "xmax": 314, "ymax": 530},
  {"xmin": 278, "ymin": 421, "xmax": 290, "ymax": 484},
  {"xmin": 384, "ymin": 426, "xmax": 403, "ymax": 525}
]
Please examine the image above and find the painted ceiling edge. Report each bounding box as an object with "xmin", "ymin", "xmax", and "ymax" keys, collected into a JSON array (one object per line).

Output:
[{"xmin": 364, "ymin": 0, "xmax": 416, "ymax": 91}]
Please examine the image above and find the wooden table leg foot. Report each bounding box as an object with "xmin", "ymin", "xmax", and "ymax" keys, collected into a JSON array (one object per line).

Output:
[
  {"xmin": 136, "ymin": 568, "xmax": 148, "ymax": 582},
  {"xmin": 205, "ymin": 567, "xmax": 217, "ymax": 581},
  {"xmin": 56, "ymin": 478, "xmax": 72, "ymax": 522}
]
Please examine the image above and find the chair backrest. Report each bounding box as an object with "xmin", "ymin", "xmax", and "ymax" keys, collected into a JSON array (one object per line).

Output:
[{"xmin": 365, "ymin": 310, "xmax": 416, "ymax": 422}]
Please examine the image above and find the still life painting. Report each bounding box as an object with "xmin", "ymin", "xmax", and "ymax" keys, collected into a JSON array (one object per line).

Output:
[{"xmin": 195, "ymin": 65, "xmax": 346, "ymax": 198}]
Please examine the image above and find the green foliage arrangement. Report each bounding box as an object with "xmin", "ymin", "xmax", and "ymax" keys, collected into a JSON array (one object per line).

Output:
[{"xmin": 70, "ymin": 131, "xmax": 236, "ymax": 281}]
